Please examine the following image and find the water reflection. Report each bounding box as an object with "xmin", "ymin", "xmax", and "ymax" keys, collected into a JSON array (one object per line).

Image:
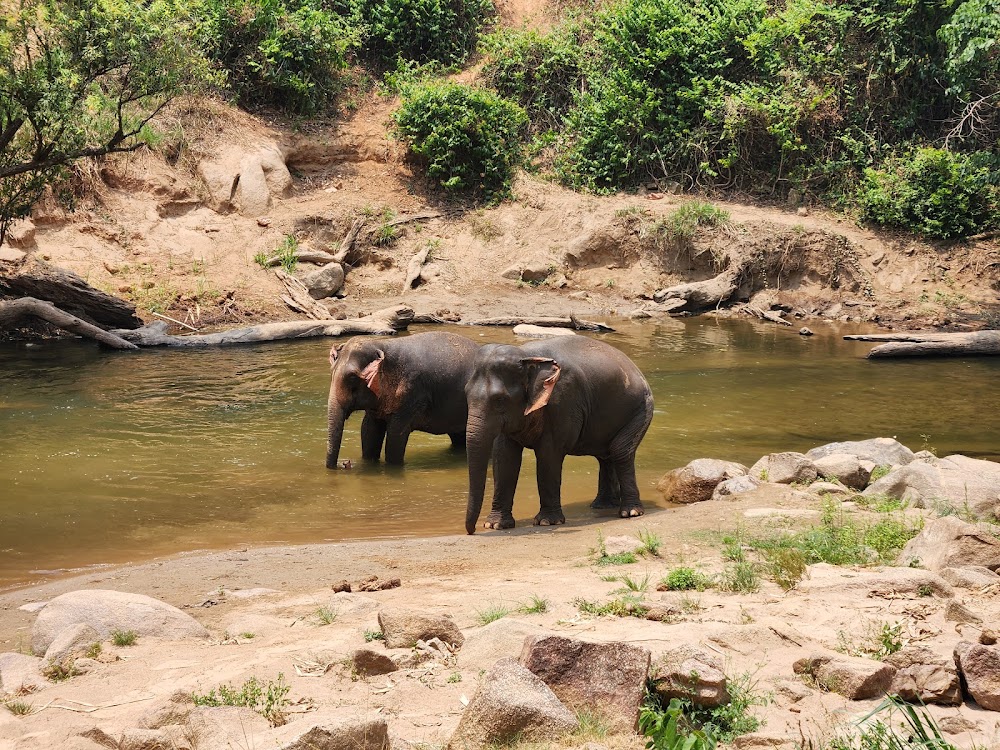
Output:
[{"xmin": 0, "ymin": 319, "xmax": 997, "ymax": 587}]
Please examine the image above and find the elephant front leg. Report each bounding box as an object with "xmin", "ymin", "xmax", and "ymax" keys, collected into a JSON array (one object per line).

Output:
[
  {"xmin": 485, "ymin": 436, "xmax": 522, "ymax": 529},
  {"xmin": 360, "ymin": 413, "xmax": 387, "ymax": 461},
  {"xmin": 384, "ymin": 416, "xmax": 413, "ymax": 466},
  {"xmin": 533, "ymin": 443, "xmax": 566, "ymax": 527},
  {"xmin": 591, "ymin": 458, "xmax": 621, "ymax": 509}
]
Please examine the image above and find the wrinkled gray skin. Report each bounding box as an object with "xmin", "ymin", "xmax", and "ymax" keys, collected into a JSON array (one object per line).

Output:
[
  {"xmin": 464, "ymin": 336, "xmax": 654, "ymax": 533},
  {"xmin": 327, "ymin": 332, "xmax": 480, "ymax": 468}
]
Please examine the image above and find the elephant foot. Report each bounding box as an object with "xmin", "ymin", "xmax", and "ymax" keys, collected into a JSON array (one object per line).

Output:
[
  {"xmin": 483, "ymin": 512, "xmax": 515, "ymax": 530},
  {"xmin": 620, "ymin": 504, "xmax": 645, "ymax": 519},
  {"xmin": 533, "ymin": 511, "xmax": 566, "ymax": 527},
  {"xmin": 590, "ymin": 496, "xmax": 619, "ymax": 510}
]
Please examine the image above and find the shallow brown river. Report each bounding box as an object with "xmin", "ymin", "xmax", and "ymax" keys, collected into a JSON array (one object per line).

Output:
[{"xmin": 1, "ymin": 319, "xmax": 998, "ymax": 588}]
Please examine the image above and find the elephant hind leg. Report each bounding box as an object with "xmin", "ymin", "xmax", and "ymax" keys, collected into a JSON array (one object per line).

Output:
[
  {"xmin": 590, "ymin": 458, "xmax": 621, "ymax": 509},
  {"xmin": 610, "ymin": 393, "xmax": 654, "ymax": 518}
]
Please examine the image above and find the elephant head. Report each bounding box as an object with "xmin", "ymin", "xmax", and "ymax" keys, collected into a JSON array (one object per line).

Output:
[
  {"xmin": 464, "ymin": 345, "xmax": 561, "ymax": 533},
  {"xmin": 326, "ymin": 339, "xmax": 387, "ymax": 469}
]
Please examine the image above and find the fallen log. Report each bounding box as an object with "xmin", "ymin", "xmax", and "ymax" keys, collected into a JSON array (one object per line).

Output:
[
  {"xmin": 263, "ymin": 249, "xmax": 339, "ymax": 268},
  {"xmin": 381, "ymin": 211, "xmax": 441, "ymax": 230},
  {"xmin": 461, "ymin": 315, "xmax": 615, "ymax": 332},
  {"xmin": 0, "ymin": 297, "xmax": 138, "ymax": 350},
  {"xmin": 0, "ymin": 256, "xmax": 142, "ymax": 329},
  {"xmin": 744, "ymin": 305, "xmax": 792, "ymax": 326},
  {"xmin": 332, "ymin": 218, "xmax": 367, "ymax": 264},
  {"xmin": 112, "ymin": 305, "xmax": 414, "ymax": 348},
  {"xmin": 844, "ymin": 330, "xmax": 1000, "ymax": 358},
  {"xmin": 402, "ymin": 245, "xmax": 432, "ymax": 292},
  {"xmin": 653, "ymin": 262, "xmax": 747, "ymax": 312},
  {"xmin": 275, "ymin": 269, "xmax": 331, "ymax": 320}
]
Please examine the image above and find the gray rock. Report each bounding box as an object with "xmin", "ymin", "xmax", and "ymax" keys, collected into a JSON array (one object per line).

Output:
[
  {"xmin": 500, "ymin": 266, "xmax": 522, "ymax": 280},
  {"xmin": 749, "ymin": 452, "xmax": 818, "ymax": 484},
  {"xmin": 954, "ymin": 642, "xmax": 1000, "ymax": 711},
  {"xmin": 793, "ymin": 653, "xmax": 896, "ymax": 700},
  {"xmin": 899, "ymin": 516, "xmax": 1000, "ymax": 572},
  {"xmin": 17, "ymin": 601, "xmax": 48, "ymax": 613},
  {"xmin": 656, "ymin": 459, "xmax": 749, "ymax": 504},
  {"xmin": 940, "ymin": 566, "xmax": 1000, "ymax": 589},
  {"xmin": 302, "ymin": 262, "xmax": 345, "ymax": 300},
  {"xmin": 378, "ymin": 608, "xmax": 464, "ymax": 650},
  {"xmin": 6, "ymin": 219, "xmax": 36, "ymax": 248},
  {"xmin": 863, "ymin": 455, "xmax": 1000, "ymax": 519},
  {"xmin": 197, "ymin": 143, "xmax": 291, "ymax": 216},
  {"xmin": 651, "ymin": 644, "xmax": 729, "ymax": 708},
  {"xmin": 712, "ymin": 475, "xmax": 761, "ymax": 501},
  {"xmin": 44, "ymin": 623, "xmax": 100, "ymax": 667},
  {"xmin": 809, "ymin": 481, "xmax": 852, "ymax": 496},
  {"xmin": 520, "ymin": 260, "xmax": 554, "ymax": 283},
  {"xmin": 0, "ymin": 652, "xmax": 47, "ymax": 694},
  {"xmin": 944, "ymin": 599, "xmax": 983, "ymax": 625},
  {"xmin": 887, "ymin": 646, "xmax": 961, "ymax": 705},
  {"xmin": 460, "ymin": 618, "xmax": 548, "ymax": 670},
  {"xmin": 352, "ymin": 648, "xmax": 397, "ymax": 676},
  {"xmin": 806, "ymin": 438, "xmax": 916, "ymax": 467},
  {"xmin": 269, "ymin": 712, "xmax": 389, "ymax": 750},
  {"xmin": 448, "ymin": 657, "xmax": 576, "ymax": 748},
  {"xmin": 31, "ymin": 589, "xmax": 209, "ymax": 654},
  {"xmin": 813, "ymin": 453, "xmax": 871, "ymax": 490},
  {"xmin": 520, "ymin": 635, "xmax": 650, "ymax": 732}
]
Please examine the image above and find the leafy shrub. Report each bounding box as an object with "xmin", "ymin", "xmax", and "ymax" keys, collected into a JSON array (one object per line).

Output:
[
  {"xmin": 197, "ymin": 0, "xmax": 359, "ymax": 113},
  {"xmin": 719, "ymin": 561, "xmax": 761, "ymax": 594},
  {"xmin": 481, "ymin": 24, "xmax": 586, "ymax": 132},
  {"xmin": 764, "ymin": 547, "xmax": 807, "ymax": 591},
  {"xmin": 658, "ymin": 567, "xmax": 712, "ymax": 591},
  {"xmin": 857, "ymin": 147, "xmax": 999, "ymax": 238},
  {"xmin": 354, "ymin": 0, "xmax": 493, "ymax": 66},
  {"xmin": 192, "ymin": 674, "xmax": 291, "ymax": 725},
  {"xmin": 394, "ymin": 82, "xmax": 527, "ymax": 200}
]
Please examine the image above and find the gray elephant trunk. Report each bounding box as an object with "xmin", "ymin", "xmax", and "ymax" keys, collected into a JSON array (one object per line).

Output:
[
  {"xmin": 465, "ymin": 409, "xmax": 497, "ymax": 534},
  {"xmin": 326, "ymin": 399, "xmax": 349, "ymax": 470}
]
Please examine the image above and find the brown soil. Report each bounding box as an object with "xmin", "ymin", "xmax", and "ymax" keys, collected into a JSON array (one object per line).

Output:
[
  {"xmin": 5, "ymin": 94, "xmax": 998, "ymax": 337},
  {"xmin": 0, "ymin": 487, "xmax": 997, "ymax": 749}
]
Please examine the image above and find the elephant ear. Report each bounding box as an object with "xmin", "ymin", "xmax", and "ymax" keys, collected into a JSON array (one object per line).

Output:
[
  {"xmin": 522, "ymin": 357, "xmax": 561, "ymax": 415},
  {"xmin": 360, "ymin": 350, "xmax": 386, "ymax": 396},
  {"xmin": 329, "ymin": 343, "xmax": 346, "ymax": 366}
]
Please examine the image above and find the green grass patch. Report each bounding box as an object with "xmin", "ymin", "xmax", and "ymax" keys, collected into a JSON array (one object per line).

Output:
[
  {"xmin": 719, "ymin": 561, "xmax": 761, "ymax": 594},
  {"xmin": 191, "ymin": 674, "xmax": 291, "ymax": 726},
  {"xmin": 658, "ymin": 566, "xmax": 713, "ymax": 592},
  {"xmin": 111, "ymin": 629, "xmax": 138, "ymax": 647},
  {"xmin": 637, "ymin": 528, "xmax": 663, "ymax": 556},
  {"xmin": 3, "ymin": 700, "xmax": 33, "ymax": 716},
  {"xmin": 821, "ymin": 695, "xmax": 962, "ymax": 750},
  {"xmin": 574, "ymin": 595, "xmax": 646, "ymax": 618},
  {"xmin": 596, "ymin": 551, "xmax": 638, "ymax": 566},
  {"xmin": 364, "ymin": 629, "xmax": 385, "ymax": 642},
  {"xmin": 315, "ymin": 606, "xmax": 337, "ymax": 625},
  {"xmin": 475, "ymin": 603, "xmax": 511, "ymax": 625},
  {"xmin": 518, "ymin": 594, "xmax": 549, "ymax": 614}
]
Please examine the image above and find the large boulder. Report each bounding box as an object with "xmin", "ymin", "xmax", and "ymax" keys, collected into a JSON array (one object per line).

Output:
[
  {"xmin": 806, "ymin": 438, "xmax": 916, "ymax": 467},
  {"xmin": 519, "ymin": 635, "xmax": 650, "ymax": 732},
  {"xmin": 302, "ymin": 262, "xmax": 345, "ymax": 300},
  {"xmin": 940, "ymin": 566, "xmax": 1000, "ymax": 589},
  {"xmin": 352, "ymin": 649, "xmax": 397, "ymax": 677},
  {"xmin": 0, "ymin": 652, "xmax": 47, "ymax": 694},
  {"xmin": 793, "ymin": 653, "xmax": 895, "ymax": 700},
  {"xmin": 447, "ymin": 657, "xmax": 577, "ymax": 749},
  {"xmin": 656, "ymin": 459, "xmax": 748, "ymax": 504},
  {"xmin": 31, "ymin": 589, "xmax": 209, "ymax": 654},
  {"xmin": 460, "ymin": 619, "xmax": 549, "ymax": 670},
  {"xmin": 864, "ymin": 455, "xmax": 1000, "ymax": 519},
  {"xmin": 899, "ymin": 517, "xmax": 1000, "ymax": 572},
  {"xmin": 269, "ymin": 712, "xmax": 389, "ymax": 750},
  {"xmin": 650, "ymin": 644, "xmax": 729, "ymax": 708},
  {"xmin": 749, "ymin": 453, "xmax": 818, "ymax": 485},
  {"xmin": 812, "ymin": 454, "xmax": 872, "ymax": 490},
  {"xmin": 378, "ymin": 608, "xmax": 464, "ymax": 650},
  {"xmin": 712, "ymin": 475, "xmax": 762, "ymax": 501},
  {"xmin": 44, "ymin": 623, "xmax": 100, "ymax": 667},
  {"xmin": 954, "ymin": 642, "xmax": 1000, "ymax": 711},
  {"xmin": 197, "ymin": 143, "xmax": 292, "ymax": 216},
  {"xmin": 887, "ymin": 646, "xmax": 961, "ymax": 705}
]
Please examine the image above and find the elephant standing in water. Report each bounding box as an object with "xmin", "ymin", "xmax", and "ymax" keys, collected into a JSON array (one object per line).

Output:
[
  {"xmin": 326, "ymin": 332, "xmax": 480, "ymax": 468},
  {"xmin": 464, "ymin": 336, "xmax": 654, "ymax": 533}
]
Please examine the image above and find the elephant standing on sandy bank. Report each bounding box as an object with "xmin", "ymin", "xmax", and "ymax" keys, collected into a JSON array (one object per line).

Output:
[
  {"xmin": 463, "ymin": 336, "xmax": 654, "ymax": 533},
  {"xmin": 326, "ymin": 332, "xmax": 480, "ymax": 468}
]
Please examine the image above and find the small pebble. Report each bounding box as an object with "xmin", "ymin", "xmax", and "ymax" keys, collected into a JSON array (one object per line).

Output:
[{"xmin": 799, "ymin": 327, "xmax": 814, "ymax": 336}]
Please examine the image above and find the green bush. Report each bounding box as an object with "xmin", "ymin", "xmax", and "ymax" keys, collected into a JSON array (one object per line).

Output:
[
  {"xmin": 481, "ymin": 24, "xmax": 586, "ymax": 132},
  {"xmin": 857, "ymin": 148, "xmax": 999, "ymax": 238},
  {"xmin": 354, "ymin": 0, "xmax": 493, "ymax": 66},
  {"xmin": 197, "ymin": 0, "xmax": 359, "ymax": 113},
  {"xmin": 394, "ymin": 82, "xmax": 527, "ymax": 200}
]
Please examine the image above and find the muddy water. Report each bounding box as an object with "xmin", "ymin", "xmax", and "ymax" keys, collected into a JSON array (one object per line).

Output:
[{"xmin": 1, "ymin": 319, "xmax": 998, "ymax": 588}]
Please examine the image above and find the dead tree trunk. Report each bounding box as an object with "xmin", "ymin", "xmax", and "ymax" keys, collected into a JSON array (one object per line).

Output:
[
  {"xmin": 0, "ymin": 297, "xmax": 138, "ymax": 349},
  {"xmin": 461, "ymin": 315, "xmax": 615, "ymax": 332},
  {"xmin": 332, "ymin": 218, "xmax": 367, "ymax": 264},
  {"xmin": 402, "ymin": 245, "xmax": 431, "ymax": 292},
  {"xmin": 845, "ymin": 330, "xmax": 1000, "ymax": 358},
  {"xmin": 653, "ymin": 262, "xmax": 748, "ymax": 312},
  {"xmin": 112, "ymin": 305, "xmax": 414, "ymax": 348},
  {"xmin": 0, "ymin": 256, "xmax": 142, "ymax": 329}
]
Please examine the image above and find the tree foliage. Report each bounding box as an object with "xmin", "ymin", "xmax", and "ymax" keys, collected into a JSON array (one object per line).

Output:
[{"xmin": 0, "ymin": 0, "xmax": 210, "ymax": 244}]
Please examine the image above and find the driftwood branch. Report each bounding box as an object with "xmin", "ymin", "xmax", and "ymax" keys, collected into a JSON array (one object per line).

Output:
[
  {"xmin": 263, "ymin": 250, "xmax": 339, "ymax": 268},
  {"xmin": 112, "ymin": 306, "xmax": 415, "ymax": 348},
  {"xmin": 744, "ymin": 305, "xmax": 792, "ymax": 326},
  {"xmin": 653, "ymin": 262, "xmax": 747, "ymax": 312},
  {"xmin": 402, "ymin": 245, "xmax": 432, "ymax": 292},
  {"xmin": 381, "ymin": 211, "xmax": 441, "ymax": 230},
  {"xmin": 0, "ymin": 296, "xmax": 138, "ymax": 350},
  {"xmin": 275, "ymin": 269, "xmax": 330, "ymax": 320},
  {"xmin": 332, "ymin": 218, "xmax": 367, "ymax": 264},
  {"xmin": 462, "ymin": 316, "xmax": 615, "ymax": 332},
  {"xmin": 845, "ymin": 330, "xmax": 1000, "ymax": 358}
]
